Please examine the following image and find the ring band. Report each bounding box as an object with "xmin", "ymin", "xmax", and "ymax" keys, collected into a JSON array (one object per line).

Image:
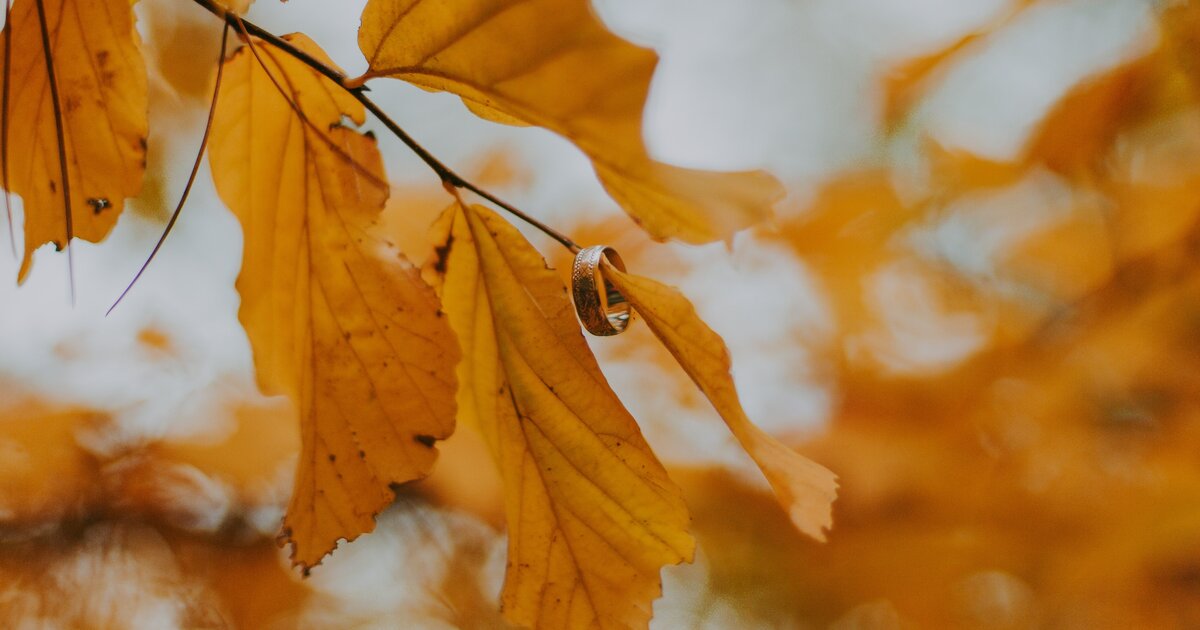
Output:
[{"xmin": 571, "ymin": 245, "xmax": 631, "ymax": 336}]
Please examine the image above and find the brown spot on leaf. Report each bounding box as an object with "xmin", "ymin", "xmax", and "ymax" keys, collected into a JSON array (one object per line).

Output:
[
  {"xmin": 87, "ymin": 197, "xmax": 110, "ymax": 214},
  {"xmin": 432, "ymin": 234, "xmax": 455, "ymax": 275}
]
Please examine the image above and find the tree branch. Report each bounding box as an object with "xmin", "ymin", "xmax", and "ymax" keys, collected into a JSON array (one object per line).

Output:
[{"xmin": 188, "ymin": 0, "xmax": 581, "ymax": 254}]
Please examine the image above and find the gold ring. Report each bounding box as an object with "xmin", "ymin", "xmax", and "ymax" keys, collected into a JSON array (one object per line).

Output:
[{"xmin": 571, "ymin": 245, "xmax": 631, "ymax": 336}]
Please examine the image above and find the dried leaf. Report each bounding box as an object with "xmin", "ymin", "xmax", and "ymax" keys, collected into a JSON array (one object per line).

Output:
[
  {"xmin": 0, "ymin": 0, "xmax": 148, "ymax": 281},
  {"xmin": 603, "ymin": 266, "xmax": 837, "ymax": 541},
  {"xmin": 207, "ymin": 34, "xmax": 459, "ymax": 571},
  {"xmin": 431, "ymin": 203, "xmax": 693, "ymax": 629},
  {"xmin": 357, "ymin": 0, "xmax": 782, "ymax": 244}
]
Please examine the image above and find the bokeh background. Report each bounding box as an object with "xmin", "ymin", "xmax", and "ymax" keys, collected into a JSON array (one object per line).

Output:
[{"xmin": 3, "ymin": 0, "xmax": 1199, "ymax": 627}]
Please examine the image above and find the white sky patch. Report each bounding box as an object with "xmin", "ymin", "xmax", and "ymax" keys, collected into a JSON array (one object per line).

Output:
[
  {"xmin": 909, "ymin": 170, "xmax": 1076, "ymax": 280},
  {"xmin": 914, "ymin": 0, "xmax": 1156, "ymax": 161},
  {"xmin": 299, "ymin": 501, "xmax": 503, "ymax": 629},
  {"xmin": 0, "ymin": 211, "xmax": 249, "ymax": 432},
  {"xmin": 849, "ymin": 259, "xmax": 991, "ymax": 375},
  {"xmin": 594, "ymin": 0, "xmax": 1009, "ymax": 182},
  {"xmin": 672, "ymin": 236, "xmax": 835, "ymax": 436},
  {"xmin": 652, "ymin": 549, "xmax": 749, "ymax": 629}
]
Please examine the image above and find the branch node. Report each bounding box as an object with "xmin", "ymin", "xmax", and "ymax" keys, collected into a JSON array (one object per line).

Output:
[{"xmin": 343, "ymin": 73, "xmax": 370, "ymax": 90}]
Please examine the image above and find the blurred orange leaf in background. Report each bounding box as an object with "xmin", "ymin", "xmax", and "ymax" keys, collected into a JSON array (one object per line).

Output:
[{"xmin": 604, "ymin": 265, "xmax": 838, "ymax": 541}]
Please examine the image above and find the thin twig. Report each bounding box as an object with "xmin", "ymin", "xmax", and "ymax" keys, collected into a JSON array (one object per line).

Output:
[
  {"xmin": 35, "ymin": 0, "xmax": 74, "ymax": 301},
  {"xmin": 108, "ymin": 22, "xmax": 231, "ymax": 315},
  {"xmin": 3, "ymin": 0, "xmax": 15, "ymax": 259},
  {"xmin": 187, "ymin": 0, "xmax": 581, "ymax": 253}
]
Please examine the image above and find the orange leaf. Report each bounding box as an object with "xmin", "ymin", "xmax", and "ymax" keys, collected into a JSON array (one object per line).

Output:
[
  {"xmin": 207, "ymin": 34, "xmax": 459, "ymax": 571},
  {"xmin": 431, "ymin": 203, "xmax": 693, "ymax": 629},
  {"xmin": 356, "ymin": 0, "xmax": 782, "ymax": 244},
  {"xmin": 0, "ymin": 0, "xmax": 148, "ymax": 281},
  {"xmin": 603, "ymin": 265, "xmax": 838, "ymax": 541}
]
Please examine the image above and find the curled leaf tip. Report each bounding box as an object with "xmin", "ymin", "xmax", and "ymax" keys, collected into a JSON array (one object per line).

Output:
[{"xmin": 603, "ymin": 264, "xmax": 838, "ymax": 542}]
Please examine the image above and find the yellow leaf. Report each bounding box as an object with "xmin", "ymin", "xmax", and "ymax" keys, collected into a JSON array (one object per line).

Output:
[
  {"xmin": 425, "ymin": 206, "xmax": 501, "ymax": 457},
  {"xmin": 208, "ymin": 34, "xmax": 459, "ymax": 571},
  {"xmin": 0, "ymin": 0, "xmax": 148, "ymax": 281},
  {"xmin": 432, "ymin": 203, "xmax": 694, "ymax": 629},
  {"xmin": 357, "ymin": 0, "xmax": 782, "ymax": 244},
  {"xmin": 603, "ymin": 265, "xmax": 838, "ymax": 541}
]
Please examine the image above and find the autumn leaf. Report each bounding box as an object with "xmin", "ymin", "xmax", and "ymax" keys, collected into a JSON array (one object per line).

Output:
[
  {"xmin": 207, "ymin": 34, "xmax": 459, "ymax": 571},
  {"xmin": 355, "ymin": 0, "xmax": 782, "ymax": 244},
  {"xmin": 601, "ymin": 264, "xmax": 838, "ymax": 541},
  {"xmin": 425, "ymin": 207, "xmax": 501, "ymax": 455},
  {"xmin": 0, "ymin": 0, "xmax": 148, "ymax": 281},
  {"xmin": 430, "ymin": 203, "xmax": 693, "ymax": 629}
]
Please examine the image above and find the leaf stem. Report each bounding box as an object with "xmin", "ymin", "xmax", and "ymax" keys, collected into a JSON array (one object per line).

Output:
[
  {"xmin": 35, "ymin": 0, "xmax": 74, "ymax": 302},
  {"xmin": 186, "ymin": 0, "xmax": 581, "ymax": 254},
  {"xmin": 3, "ymin": 0, "xmax": 15, "ymax": 259},
  {"xmin": 108, "ymin": 22, "xmax": 231, "ymax": 316},
  {"xmin": 228, "ymin": 18, "xmax": 388, "ymax": 191}
]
